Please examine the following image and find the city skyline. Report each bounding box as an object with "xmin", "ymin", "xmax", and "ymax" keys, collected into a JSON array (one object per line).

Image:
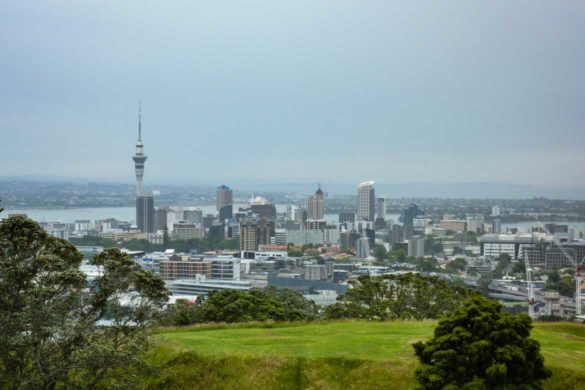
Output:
[{"xmin": 1, "ymin": 1, "xmax": 584, "ymax": 188}]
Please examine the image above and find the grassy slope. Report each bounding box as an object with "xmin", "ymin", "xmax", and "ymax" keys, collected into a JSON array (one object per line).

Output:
[{"xmin": 143, "ymin": 321, "xmax": 585, "ymax": 389}]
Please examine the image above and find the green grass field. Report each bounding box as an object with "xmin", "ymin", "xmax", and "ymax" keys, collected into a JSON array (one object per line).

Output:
[{"xmin": 143, "ymin": 321, "xmax": 585, "ymax": 389}]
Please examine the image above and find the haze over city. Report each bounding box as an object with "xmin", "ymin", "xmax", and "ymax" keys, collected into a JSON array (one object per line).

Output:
[
  {"xmin": 3, "ymin": 2, "xmax": 585, "ymax": 389},
  {"xmin": 1, "ymin": 1, "xmax": 584, "ymax": 192}
]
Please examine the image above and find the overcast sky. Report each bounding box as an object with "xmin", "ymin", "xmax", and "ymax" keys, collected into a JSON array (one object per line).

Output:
[{"xmin": 1, "ymin": 1, "xmax": 584, "ymax": 188}]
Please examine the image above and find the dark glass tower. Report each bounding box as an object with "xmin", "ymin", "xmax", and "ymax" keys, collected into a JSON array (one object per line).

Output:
[{"xmin": 136, "ymin": 195, "xmax": 154, "ymax": 233}]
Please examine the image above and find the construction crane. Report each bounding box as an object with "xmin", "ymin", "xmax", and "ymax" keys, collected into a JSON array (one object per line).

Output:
[
  {"xmin": 525, "ymin": 262, "xmax": 536, "ymax": 318},
  {"xmin": 577, "ymin": 265, "xmax": 585, "ymax": 316},
  {"xmin": 536, "ymin": 221, "xmax": 585, "ymax": 317}
]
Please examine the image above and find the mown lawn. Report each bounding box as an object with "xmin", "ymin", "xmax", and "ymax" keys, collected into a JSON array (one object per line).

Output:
[
  {"xmin": 145, "ymin": 321, "xmax": 585, "ymax": 389},
  {"xmin": 157, "ymin": 321, "xmax": 436, "ymax": 361}
]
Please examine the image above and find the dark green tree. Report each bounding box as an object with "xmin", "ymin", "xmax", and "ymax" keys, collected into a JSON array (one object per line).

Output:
[
  {"xmin": 415, "ymin": 257, "xmax": 439, "ymax": 272},
  {"xmin": 155, "ymin": 299, "xmax": 199, "ymax": 326},
  {"xmin": 425, "ymin": 235, "xmax": 444, "ymax": 255},
  {"xmin": 477, "ymin": 277, "xmax": 491, "ymax": 296},
  {"xmin": 0, "ymin": 216, "xmax": 169, "ymax": 389},
  {"xmin": 558, "ymin": 275, "xmax": 575, "ymax": 298},
  {"xmin": 446, "ymin": 258, "xmax": 468, "ymax": 274},
  {"xmin": 373, "ymin": 244, "xmax": 388, "ymax": 261},
  {"xmin": 512, "ymin": 260, "xmax": 526, "ymax": 274},
  {"xmin": 492, "ymin": 253, "xmax": 512, "ymax": 279},
  {"xmin": 324, "ymin": 273, "xmax": 475, "ymax": 320},
  {"xmin": 162, "ymin": 227, "xmax": 170, "ymax": 250},
  {"xmin": 158, "ymin": 287, "xmax": 318, "ymax": 325},
  {"xmin": 388, "ymin": 248, "xmax": 407, "ymax": 262},
  {"xmin": 287, "ymin": 244, "xmax": 304, "ymax": 257},
  {"xmin": 413, "ymin": 296, "xmax": 551, "ymax": 389}
]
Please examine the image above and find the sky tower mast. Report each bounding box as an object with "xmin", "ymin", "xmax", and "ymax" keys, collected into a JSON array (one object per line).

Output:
[{"xmin": 132, "ymin": 101, "xmax": 147, "ymax": 196}]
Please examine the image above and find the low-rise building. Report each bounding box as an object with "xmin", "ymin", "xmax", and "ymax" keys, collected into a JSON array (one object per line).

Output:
[
  {"xmin": 478, "ymin": 234, "xmax": 537, "ymax": 260},
  {"xmin": 172, "ymin": 222, "xmax": 202, "ymax": 240},
  {"xmin": 440, "ymin": 219, "xmax": 467, "ymax": 232}
]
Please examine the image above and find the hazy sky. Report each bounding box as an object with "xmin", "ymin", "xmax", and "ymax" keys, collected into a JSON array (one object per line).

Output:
[{"xmin": 1, "ymin": 1, "xmax": 584, "ymax": 188}]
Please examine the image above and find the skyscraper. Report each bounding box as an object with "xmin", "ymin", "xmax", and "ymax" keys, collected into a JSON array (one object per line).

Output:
[
  {"xmin": 136, "ymin": 195, "xmax": 154, "ymax": 233},
  {"xmin": 376, "ymin": 197, "xmax": 386, "ymax": 220},
  {"xmin": 492, "ymin": 218, "xmax": 502, "ymax": 234},
  {"xmin": 217, "ymin": 185, "xmax": 233, "ymax": 221},
  {"xmin": 307, "ymin": 186, "xmax": 324, "ymax": 220},
  {"xmin": 402, "ymin": 204, "xmax": 420, "ymax": 227},
  {"xmin": 357, "ymin": 181, "xmax": 375, "ymax": 222},
  {"xmin": 240, "ymin": 221, "xmax": 258, "ymax": 251},
  {"xmin": 154, "ymin": 206, "xmax": 169, "ymax": 231},
  {"xmin": 356, "ymin": 237, "xmax": 371, "ymax": 259},
  {"xmin": 132, "ymin": 103, "xmax": 147, "ymax": 196},
  {"xmin": 183, "ymin": 209, "xmax": 203, "ymax": 224},
  {"xmin": 339, "ymin": 212, "xmax": 355, "ymax": 224},
  {"xmin": 217, "ymin": 185, "xmax": 233, "ymax": 210}
]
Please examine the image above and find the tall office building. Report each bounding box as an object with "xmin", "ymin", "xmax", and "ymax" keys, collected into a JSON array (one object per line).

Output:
[
  {"xmin": 307, "ymin": 186, "xmax": 324, "ymax": 220},
  {"xmin": 356, "ymin": 237, "xmax": 371, "ymax": 259},
  {"xmin": 257, "ymin": 219, "xmax": 275, "ymax": 247},
  {"xmin": 217, "ymin": 185, "xmax": 233, "ymax": 221},
  {"xmin": 357, "ymin": 181, "xmax": 375, "ymax": 222},
  {"xmin": 240, "ymin": 221, "xmax": 258, "ymax": 251},
  {"xmin": 217, "ymin": 185, "xmax": 233, "ymax": 210},
  {"xmin": 154, "ymin": 206, "xmax": 169, "ymax": 231},
  {"xmin": 492, "ymin": 218, "xmax": 502, "ymax": 234},
  {"xmin": 286, "ymin": 205, "xmax": 299, "ymax": 221},
  {"xmin": 376, "ymin": 197, "xmax": 386, "ymax": 220},
  {"xmin": 183, "ymin": 209, "xmax": 203, "ymax": 224},
  {"xmin": 402, "ymin": 204, "xmax": 420, "ymax": 226},
  {"xmin": 492, "ymin": 205, "xmax": 501, "ymax": 217},
  {"xmin": 250, "ymin": 204, "xmax": 277, "ymax": 220},
  {"xmin": 219, "ymin": 205, "xmax": 233, "ymax": 221},
  {"xmin": 339, "ymin": 212, "xmax": 355, "ymax": 224},
  {"xmin": 136, "ymin": 195, "xmax": 154, "ymax": 233},
  {"xmin": 407, "ymin": 236, "xmax": 425, "ymax": 258}
]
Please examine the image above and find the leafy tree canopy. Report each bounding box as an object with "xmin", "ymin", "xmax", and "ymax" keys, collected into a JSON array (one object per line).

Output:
[
  {"xmin": 324, "ymin": 273, "xmax": 476, "ymax": 320},
  {"xmin": 0, "ymin": 216, "xmax": 169, "ymax": 389},
  {"xmin": 157, "ymin": 286, "xmax": 318, "ymax": 325},
  {"xmin": 373, "ymin": 245, "xmax": 387, "ymax": 261},
  {"xmin": 446, "ymin": 258, "xmax": 468, "ymax": 274},
  {"xmin": 413, "ymin": 296, "xmax": 551, "ymax": 389},
  {"xmin": 388, "ymin": 248, "xmax": 407, "ymax": 262}
]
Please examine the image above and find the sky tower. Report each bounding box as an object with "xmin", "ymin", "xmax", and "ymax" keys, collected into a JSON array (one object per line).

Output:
[{"xmin": 132, "ymin": 102, "xmax": 147, "ymax": 195}]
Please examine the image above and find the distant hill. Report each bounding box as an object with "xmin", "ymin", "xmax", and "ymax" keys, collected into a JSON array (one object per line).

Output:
[{"xmin": 3, "ymin": 177, "xmax": 585, "ymax": 200}]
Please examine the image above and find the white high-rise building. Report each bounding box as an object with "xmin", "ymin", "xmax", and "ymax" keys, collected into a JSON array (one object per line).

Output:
[
  {"xmin": 407, "ymin": 236, "xmax": 425, "ymax": 258},
  {"xmin": 357, "ymin": 181, "xmax": 375, "ymax": 222},
  {"xmin": 492, "ymin": 205, "xmax": 501, "ymax": 217},
  {"xmin": 286, "ymin": 205, "xmax": 299, "ymax": 222},
  {"xmin": 356, "ymin": 237, "xmax": 371, "ymax": 259}
]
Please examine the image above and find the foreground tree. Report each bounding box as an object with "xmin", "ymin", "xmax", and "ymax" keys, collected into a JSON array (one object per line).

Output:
[
  {"xmin": 0, "ymin": 216, "xmax": 169, "ymax": 389},
  {"xmin": 324, "ymin": 273, "xmax": 475, "ymax": 320},
  {"xmin": 413, "ymin": 296, "xmax": 551, "ymax": 389}
]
